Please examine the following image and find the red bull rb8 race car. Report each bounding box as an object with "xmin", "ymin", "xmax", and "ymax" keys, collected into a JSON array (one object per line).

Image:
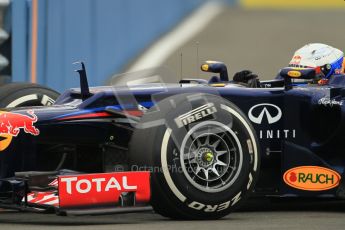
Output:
[{"xmin": 0, "ymin": 61, "xmax": 345, "ymax": 219}]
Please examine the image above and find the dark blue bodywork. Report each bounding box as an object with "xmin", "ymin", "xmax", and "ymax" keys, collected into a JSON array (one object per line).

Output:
[{"xmin": 1, "ymin": 75, "xmax": 345, "ymax": 200}]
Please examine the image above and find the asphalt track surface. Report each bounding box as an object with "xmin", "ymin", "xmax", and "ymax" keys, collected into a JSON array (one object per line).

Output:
[
  {"xmin": 2, "ymin": 8, "xmax": 345, "ymax": 230},
  {"xmin": 0, "ymin": 199, "xmax": 345, "ymax": 230}
]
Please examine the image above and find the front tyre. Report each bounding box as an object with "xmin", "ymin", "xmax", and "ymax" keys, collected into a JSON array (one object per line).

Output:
[
  {"xmin": 0, "ymin": 82, "xmax": 59, "ymax": 108},
  {"xmin": 129, "ymin": 93, "xmax": 260, "ymax": 219}
]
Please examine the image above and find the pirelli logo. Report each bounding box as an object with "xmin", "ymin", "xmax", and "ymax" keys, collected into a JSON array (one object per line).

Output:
[{"xmin": 175, "ymin": 103, "xmax": 217, "ymax": 128}]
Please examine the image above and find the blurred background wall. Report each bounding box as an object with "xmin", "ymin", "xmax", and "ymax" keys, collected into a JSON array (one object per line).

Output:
[
  {"xmin": 0, "ymin": 0, "xmax": 344, "ymax": 91},
  {"xmin": 2, "ymin": 0, "xmax": 210, "ymax": 91}
]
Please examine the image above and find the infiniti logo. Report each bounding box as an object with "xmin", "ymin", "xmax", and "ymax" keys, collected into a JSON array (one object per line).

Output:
[{"xmin": 248, "ymin": 103, "xmax": 282, "ymax": 124}]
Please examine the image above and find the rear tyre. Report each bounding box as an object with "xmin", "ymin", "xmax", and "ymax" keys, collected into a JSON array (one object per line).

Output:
[
  {"xmin": 129, "ymin": 93, "xmax": 260, "ymax": 219},
  {"xmin": 0, "ymin": 82, "xmax": 59, "ymax": 108}
]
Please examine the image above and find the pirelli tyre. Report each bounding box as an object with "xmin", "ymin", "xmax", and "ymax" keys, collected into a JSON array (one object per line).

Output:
[
  {"xmin": 0, "ymin": 82, "xmax": 59, "ymax": 108},
  {"xmin": 129, "ymin": 93, "xmax": 260, "ymax": 219}
]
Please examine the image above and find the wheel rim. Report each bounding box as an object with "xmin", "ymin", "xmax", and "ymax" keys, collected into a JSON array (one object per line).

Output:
[{"xmin": 180, "ymin": 121, "xmax": 243, "ymax": 193}]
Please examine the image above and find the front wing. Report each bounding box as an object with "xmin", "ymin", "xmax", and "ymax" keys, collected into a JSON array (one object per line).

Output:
[{"xmin": 0, "ymin": 171, "xmax": 151, "ymax": 215}]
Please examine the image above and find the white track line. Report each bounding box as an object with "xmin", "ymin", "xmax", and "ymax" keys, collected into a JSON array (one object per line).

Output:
[{"xmin": 127, "ymin": 1, "xmax": 224, "ymax": 72}]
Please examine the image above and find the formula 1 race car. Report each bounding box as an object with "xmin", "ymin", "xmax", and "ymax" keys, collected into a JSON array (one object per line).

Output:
[{"xmin": 0, "ymin": 61, "xmax": 345, "ymax": 219}]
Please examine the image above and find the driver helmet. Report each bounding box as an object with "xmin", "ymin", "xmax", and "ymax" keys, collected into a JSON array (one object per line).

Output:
[{"xmin": 288, "ymin": 43, "xmax": 344, "ymax": 82}]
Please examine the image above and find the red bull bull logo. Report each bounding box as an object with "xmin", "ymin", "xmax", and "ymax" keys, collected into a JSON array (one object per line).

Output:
[
  {"xmin": 0, "ymin": 111, "xmax": 12, "ymax": 151},
  {"xmin": 0, "ymin": 110, "xmax": 39, "ymax": 137},
  {"xmin": 289, "ymin": 55, "xmax": 302, "ymax": 65}
]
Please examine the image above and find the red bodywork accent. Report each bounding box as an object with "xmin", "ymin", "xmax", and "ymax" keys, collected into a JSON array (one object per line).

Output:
[
  {"xmin": 58, "ymin": 112, "xmax": 112, "ymax": 120},
  {"xmin": 58, "ymin": 171, "xmax": 150, "ymax": 208},
  {"xmin": 124, "ymin": 110, "xmax": 143, "ymax": 117},
  {"xmin": 58, "ymin": 110, "xmax": 143, "ymax": 121},
  {"xmin": 25, "ymin": 192, "xmax": 59, "ymax": 207}
]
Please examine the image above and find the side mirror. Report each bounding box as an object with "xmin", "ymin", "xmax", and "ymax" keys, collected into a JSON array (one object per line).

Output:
[
  {"xmin": 200, "ymin": 61, "xmax": 229, "ymax": 81},
  {"xmin": 279, "ymin": 67, "xmax": 316, "ymax": 90}
]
